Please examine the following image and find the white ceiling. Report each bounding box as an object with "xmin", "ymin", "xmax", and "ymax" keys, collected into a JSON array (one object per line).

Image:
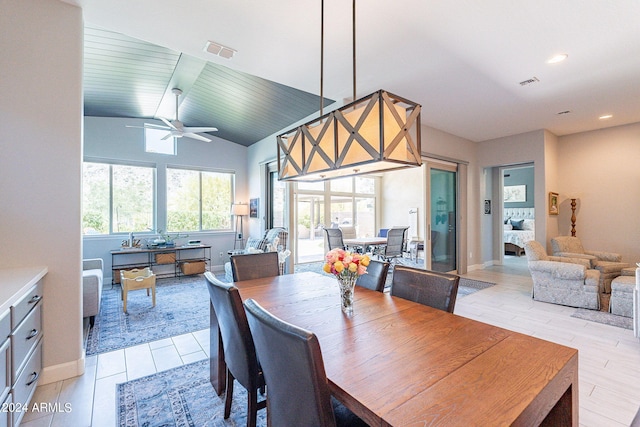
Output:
[{"xmin": 66, "ymin": 0, "xmax": 640, "ymax": 142}]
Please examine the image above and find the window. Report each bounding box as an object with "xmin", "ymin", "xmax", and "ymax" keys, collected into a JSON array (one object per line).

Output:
[
  {"xmin": 82, "ymin": 162, "xmax": 155, "ymax": 234},
  {"xmin": 166, "ymin": 167, "xmax": 233, "ymax": 232},
  {"xmin": 145, "ymin": 127, "xmax": 176, "ymax": 155}
]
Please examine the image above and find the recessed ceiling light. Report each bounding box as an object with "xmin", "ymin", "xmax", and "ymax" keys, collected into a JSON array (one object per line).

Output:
[
  {"xmin": 547, "ymin": 54, "xmax": 568, "ymax": 64},
  {"xmin": 599, "ymin": 114, "xmax": 613, "ymax": 120}
]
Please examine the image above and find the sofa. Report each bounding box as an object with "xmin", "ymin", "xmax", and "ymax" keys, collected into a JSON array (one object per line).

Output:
[
  {"xmin": 83, "ymin": 258, "xmax": 104, "ymax": 326},
  {"xmin": 224, "ymin": 228, "xmax": 288, "ymax": 282},
  {"xmin": 524, "ymin": 241, "xmax": 601, "ymax": 310}
]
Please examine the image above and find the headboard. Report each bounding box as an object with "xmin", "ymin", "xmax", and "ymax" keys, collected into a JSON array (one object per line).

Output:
[{"xmin": 504, "ymin": 207, "xmax": 535, "ymax": 220}]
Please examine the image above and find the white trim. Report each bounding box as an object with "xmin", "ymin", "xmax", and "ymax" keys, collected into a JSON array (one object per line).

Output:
[{"xmin": 39, "ymin": 356, "xmax": 85, "ymax": 385}]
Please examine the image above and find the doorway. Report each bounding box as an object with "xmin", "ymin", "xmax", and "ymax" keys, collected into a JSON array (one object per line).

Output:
[{"xmin": 427, "ymin": 162, "xmax": 458, "ymax": 273}]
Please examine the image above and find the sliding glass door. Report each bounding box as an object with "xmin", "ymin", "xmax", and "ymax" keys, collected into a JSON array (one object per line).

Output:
[{"xmin": 428, "ymin": 163, "xmax": 457, "ymax": 273}]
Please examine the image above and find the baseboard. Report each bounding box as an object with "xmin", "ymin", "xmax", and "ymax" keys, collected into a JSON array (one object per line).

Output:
[
  {"xmin": 467, "ymin": 262, "xmax": 487, "ymax": 271},
  {"xmin": 39, "ymin": 356, "xmax": 85, "ymax": 385}
]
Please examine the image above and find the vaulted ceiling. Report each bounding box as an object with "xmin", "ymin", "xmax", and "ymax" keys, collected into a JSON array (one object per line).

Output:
[{"xmin": 69, "ymin": 0, "xmax": 640, "ymax": 146}]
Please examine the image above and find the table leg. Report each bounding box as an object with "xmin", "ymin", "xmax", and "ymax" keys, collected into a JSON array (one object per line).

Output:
[{"xmin": 209, "ymin": 302, "xmax": 226, "ymax": 395}]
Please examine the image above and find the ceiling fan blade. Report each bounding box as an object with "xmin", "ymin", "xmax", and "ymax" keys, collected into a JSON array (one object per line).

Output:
[
  {"xmin": 183, "ymin": 127, "xmax": 218, "ymax": 133},
  {"xmin": 183, "ymin": 133, "xmax": 212, "ymax": 142},
  {"xmin": 159, "ymin": 117, "xmax": 178, "ymax": 130},
  {"xmin": 161, "ymin": 132, "xmax": 174, "ymax": 140},
  {"xmin": 125, "ymin": 123, "xmax": 171, "ymax": 130}
]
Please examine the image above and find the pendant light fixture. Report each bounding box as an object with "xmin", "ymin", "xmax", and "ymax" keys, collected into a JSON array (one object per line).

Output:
[{"xmin": 277, "ymin": 0, "xmax": 422, "ymax": 182}]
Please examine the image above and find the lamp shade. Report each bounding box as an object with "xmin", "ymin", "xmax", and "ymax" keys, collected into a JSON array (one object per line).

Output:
[
  {"xmin": 277, "ymin": 90, "xmax": 421, "ymax": 181},
  {"xmin": 232, "ymin": 203, "xmax": 249, "ymax": 216}
]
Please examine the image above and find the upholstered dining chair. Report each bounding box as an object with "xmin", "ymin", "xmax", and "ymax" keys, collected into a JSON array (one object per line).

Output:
[
  {"xmin": 244, "ymin": 299, "xmax": 368, "ymax": 427},
  {"xmin": 204, "ymin": 273, "xmax": 266, "ymax": 427},
  {"xmin": 230, "ymin": 251, "xmax": 280, "ymax": 282},
  {"xmin": 390, "ymin": 265, "xmax": 460, "ymax": 313},
  {"xmin": 356, "ymin": 259, "xmax": 390, "ymax": 292},
  {"xmin": 324, "ymin": 227, "xmax": 346, "ymax": 251}
]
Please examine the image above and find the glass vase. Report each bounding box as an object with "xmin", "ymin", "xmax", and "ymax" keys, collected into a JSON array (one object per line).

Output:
[{"xmin": 337, "ymin": 274, "xmax": 357, "ymax": 315}]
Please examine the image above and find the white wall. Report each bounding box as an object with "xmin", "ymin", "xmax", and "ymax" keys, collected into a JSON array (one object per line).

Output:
[
  {"xmin": 0, "ymin": 0, "xmax": 84, "ymax": 383},
  {"xmin": 557, "ymin": 123, "xmax": 640, "ymax": 263},
  {"xmin": 83, "ymin": 117, "xmax": 248, "ymax": 275}
]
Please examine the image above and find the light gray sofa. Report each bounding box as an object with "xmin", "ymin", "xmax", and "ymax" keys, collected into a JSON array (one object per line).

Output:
[
  {"xmin": 524, "ymin": 241, "xmax": 601, "ymax": 310},
  {"xmin": 83, "ymin": 258, "xmax": 104, "ymax": 326}
]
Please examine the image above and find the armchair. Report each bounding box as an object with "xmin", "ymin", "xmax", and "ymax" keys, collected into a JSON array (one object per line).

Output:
[
  {"xmin": 524, "ymin": 241, "xmax": 600, "ymax": 310},
  {"xmin": 83, "ymin": 258, "xmax": 104, "ymax": 326},
  {"xmin": 550, "ymin": 236, "xmax": 628, "ymax": 293}
]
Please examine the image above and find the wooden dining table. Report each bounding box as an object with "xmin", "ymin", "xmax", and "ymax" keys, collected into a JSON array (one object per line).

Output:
[{"xmin": 209, "ymin": 271, "xmax": 578, "ymax": 426}]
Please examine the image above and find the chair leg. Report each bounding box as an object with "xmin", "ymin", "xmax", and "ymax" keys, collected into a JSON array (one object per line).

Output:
[
  {"xmin": 151, "ymin": 285, "xmax": 156, "ymax": 307},
  {"xmin": 89, "ymin": 316, "xmax": 95, "ymax": 327},
  {"xmin": 123, "ymin": 289, "xmax": 128, "ymax": 313},
  {"xmin": 224, "ymin": 370, "xmax": 234, "ymax": 419},
  {"xmin": 247, "ymin": 389, "xmax": 258, "ymax": 427}
]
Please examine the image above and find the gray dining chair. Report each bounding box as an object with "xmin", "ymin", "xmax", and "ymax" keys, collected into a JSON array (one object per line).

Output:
[
  {"xmin": 390, "ymin": 265, "xmax": 460, "ymax": 313},
  {"xmin": 244, "ymin": 298, "xmax": 368, "ymax": 427},
  {"xmin": 379, "ymin": 226, "xmax": 408, "ymax": 262},
  {"xmin": 230, "ymin": 251, "xmax": 280, "ymax": 282},
  {"xmin": 356, "ymin": 259, "xmax": 390, "ymax": 292},
  {"xmin": 204, "ymin": 273, "xmax": 266, "ymax": 427},
  {"xmin": 324, "ymin": 227, "xmax": 346, "ymax": 251}
]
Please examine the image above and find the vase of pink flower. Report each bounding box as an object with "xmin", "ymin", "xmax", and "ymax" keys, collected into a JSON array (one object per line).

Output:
[{"xmin": 323, "ymin": 249, "xmax": 369, "ymax": 314}]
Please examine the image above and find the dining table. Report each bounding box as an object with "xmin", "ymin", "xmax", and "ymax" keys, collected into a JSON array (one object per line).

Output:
[
  {"xmin": 209, "ymin": 271, "xmax": 578, "ymax": 426},
  {"xmin": 343, "ymin": 236, "xmax": 387, "ymax": 254}
]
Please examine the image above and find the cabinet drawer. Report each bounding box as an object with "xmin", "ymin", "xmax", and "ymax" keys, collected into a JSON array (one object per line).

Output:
[
  {"xmin": 0, "ymin": 392, "xmax": 11, "ymax": 427},
  {"xmin": 10, "ymin": 281, "xmax": 43, "ymax": 329},
  {"xmin": 0, "ymin": 338, "xmax": 9, "ymax": 404},
  {"xmin": 0, "ymin": 312, "xmax": 10, "ymax": 343},
  {"xmin": 12, "ymin": 341, "xmax": 41, "ymax": 427},
  {"xmin": 11, "ymin": 306, "xmax": 41, "ymax": 383}
]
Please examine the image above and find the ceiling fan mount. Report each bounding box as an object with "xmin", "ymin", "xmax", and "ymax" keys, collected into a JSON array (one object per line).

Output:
[{"xmin": 127, "ymin": 87, "xmax": 217, "ymax": 142}]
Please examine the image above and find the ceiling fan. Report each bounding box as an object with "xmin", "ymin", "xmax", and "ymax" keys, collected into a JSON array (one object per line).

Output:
[{"xmin": 128, "ymin": 88, "xmax": 218, "ymax": 142}]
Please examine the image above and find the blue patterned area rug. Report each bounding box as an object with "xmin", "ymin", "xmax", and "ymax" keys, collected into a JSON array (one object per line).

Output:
[
  {"xmin": 86, "ymin": 275, "xmax": 211, "ymax": 356},
  {"xmin": 117, "ymin": 359, "xmax": 265, "ymax": 427}
]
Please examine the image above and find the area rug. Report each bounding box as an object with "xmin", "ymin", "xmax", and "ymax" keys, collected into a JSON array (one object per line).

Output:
[
  {"xmin": 86, "ymin": 275, "xmax": 210, "ymax": 356},
  {"xmin": 117, "ymin": 359, "xmax": 265, "ymax": 427}
]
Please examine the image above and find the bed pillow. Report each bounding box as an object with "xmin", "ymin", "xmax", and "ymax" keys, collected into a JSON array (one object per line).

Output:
[
  {"xmin": 510, "ymin": 219, "xmax": 525, "ymax": 230},
  {"xmin": 522, "ymin": 219, "xmax": 535, "ymax": 231},
  {"xmin": 503, "ymin": 223, "xmax": 513, "ymax": 231},
  {"xmin": 503, "ymin": 217, "xmax": 511, "ymax": 224}
]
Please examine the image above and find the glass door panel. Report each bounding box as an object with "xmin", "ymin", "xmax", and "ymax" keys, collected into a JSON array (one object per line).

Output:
[
  {"xmin": 330, "ymin": 196, "xmax": 353, "ymax": 229},
  {"xmin": 430, "ymin": 166, "xmax": 457, "ymax": 272},
  {"xmin": 296, "ymin": 195, "xmax": 324, "ymax": 263},
  {"xmin": 355, "ymin": 197, "xmax": 375, "ymax": 237}
]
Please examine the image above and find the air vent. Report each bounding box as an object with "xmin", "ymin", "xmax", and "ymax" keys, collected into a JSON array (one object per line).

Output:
[
  {"xmin": 557, "ymin": 110, "xmax": 571, "ymax": 115},
  {"xmin": 519, "ymin": 77, "xmax": 540, "ymax": 86},
  {"xmin": 204, "ymin": 40, "xmax": 237, "ymax": 59}
]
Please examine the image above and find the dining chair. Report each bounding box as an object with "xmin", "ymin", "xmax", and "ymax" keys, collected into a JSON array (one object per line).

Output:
[
  {"xmin": 324, "ymin": 227, "xmax": 346, "ymax": 251},
  {"xmin": 356, "ymin": 259, "xmax": 390, "ymax": 292},
  {"xmin": 379, "ymin": 226, "xmax": 408, "ymax": 262},
  {"xmin": 230, "ymin": 251, "xmax": 280, "ymax": 282},
  {"xmin": 204, "ymin": 273, "xmax": 266, "ymax": 427},
  {"xmin": 390, "ymin": 265, "xmax": 460, "ymax": 313},
  {"xmin": 244, "ymin": 298, "xmax": 368, "ymax": 427}
]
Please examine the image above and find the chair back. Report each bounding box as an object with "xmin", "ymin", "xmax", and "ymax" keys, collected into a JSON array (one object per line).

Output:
[
  {"xmin": 230, "ymin": 251, "xmax": 280, "ymax": 282},
  {"xmin": 324, "ymin": 228, "xmax": 345, "ymax": 251},
  {"xmin": 339, "ymin": 226, "xmax": 357, "ymax": 239},
  {"xmin": 204, "ymin": 273, "xmax": 260, "ymax": 390},
  {"xmin": 551, "ymin": 236, "xmax": 585, "ymax": 255},
  {"xmin": 524, "ymin": 240, "xmax": 549, "ymax": 261},
  {"xmin": 383, "ymin": 227, "xmax": 408, "ymax": 259},
  {"xmin": 244, "ymin": 299, "xmax": 337, "ymax": 427},
  {"xmin": 356, "ymin": 259, "xmax": 390, "ymax": 292},
  {"xmin": 390, "ymin": 265, "xmax": 460, "ymax": 313},
  {"xmin": 377, "ymin": 228, "xmax": 389, "ymax": 237}
]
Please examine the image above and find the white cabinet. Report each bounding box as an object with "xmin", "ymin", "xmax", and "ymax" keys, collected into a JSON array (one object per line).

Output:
[{"xmin": 0, "ymin": 268, "xmax": 46, "ymax": 427}]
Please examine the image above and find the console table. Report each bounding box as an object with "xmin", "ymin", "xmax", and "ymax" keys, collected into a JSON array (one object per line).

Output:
[{"xmin": 110, "ymin": 245, "xmax": 211, "ymax": 284}]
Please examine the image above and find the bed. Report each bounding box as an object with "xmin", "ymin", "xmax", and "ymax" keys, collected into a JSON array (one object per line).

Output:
[{"xmin": 503, "ymin": 207, "xmax": 535, "ymax": 256}]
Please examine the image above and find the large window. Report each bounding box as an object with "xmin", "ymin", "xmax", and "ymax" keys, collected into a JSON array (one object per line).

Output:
[
  {"xmin": 166, "ymin": 167, "xmax": 233, "ymax": 232},
  {"xmin": 82, "ymin": 162, "xmax": 155, "ymax": 234}
]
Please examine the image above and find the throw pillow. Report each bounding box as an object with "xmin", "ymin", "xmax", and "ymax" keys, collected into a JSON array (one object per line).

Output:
[
  {"xmin": 510, "ymin": 219, "xmax": 524, "ymax": 230},
  {"xmin": 246, "ymin": 237, "xmax": 262, "ymax": 250},
  {"xmin": 503, "ymin": 223, "xmax": 513, "ymax": 231},
  {"xmin": 504, "ymin": 217, "xmax": 511, "ymax": 224}
]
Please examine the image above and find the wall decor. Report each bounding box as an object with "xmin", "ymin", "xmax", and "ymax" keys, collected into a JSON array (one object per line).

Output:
[
  {"xmin": 548, "ymin": 192, "xmax": 559, "ymax": 215},
  {"xmin": 249, "ymin": 198, "xmax": 259, "ymax": 218},
  {"xmin": 504, "ymin": 185, "xmax": 526, "ymax": 202},
  {"xmin": 484, "ymin": 200, "xmax": 491, "ymax": 215}
]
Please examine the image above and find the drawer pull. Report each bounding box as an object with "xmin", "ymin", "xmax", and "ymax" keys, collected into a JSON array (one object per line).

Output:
[
  {"xmin": 26, "ymin": 329, "xmax": 39, "ymax": 340},
  {"xmin": 28, "ymin": 295, "xmax": 42, "ymax": 304},
  {"xmin": 25, "ymin": 371, "xmax": 39, "ymax": 386}
]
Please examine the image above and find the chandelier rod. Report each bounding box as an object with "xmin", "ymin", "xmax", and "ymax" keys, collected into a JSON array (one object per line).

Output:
[
  {"xmin": 352, "ymin": 0, "xmax": 356, "ymax": 103},
  {"xmin": 320, "ymin": 0, "xmax": 324, "ymax": 117}
]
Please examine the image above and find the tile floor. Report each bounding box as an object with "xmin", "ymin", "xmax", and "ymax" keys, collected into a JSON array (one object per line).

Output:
[{"xmin": 21, "ymin": 258, "xmax": 640, "ymax": 426}]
